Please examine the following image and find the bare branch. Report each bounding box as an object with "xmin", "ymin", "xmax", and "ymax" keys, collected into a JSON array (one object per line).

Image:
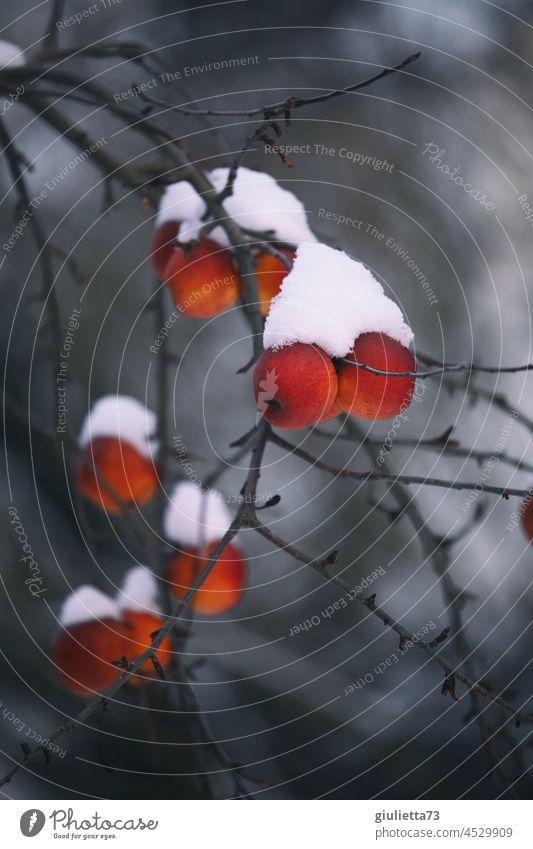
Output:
[
  {"xmin": 136, "ymin": 51, "xmax": 422, "ymax": 119},
  {"xmin": 269, "ymin": 432, "xmax": 532, "ymax": 500}
]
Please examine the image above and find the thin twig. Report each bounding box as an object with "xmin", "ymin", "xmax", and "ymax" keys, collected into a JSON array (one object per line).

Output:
[
  {"xmin": 250, "ymin": 519, "xmax": 533, "ymax": 726},
  {"xmin": 269, "ymin": 432, "xmax": 531, "ymax": 500},
  {"xmin": 339, "ymin": 358, "xmax": 533, "ymax": 379},
  {"xmin": 137, "ymin": 51, "xmax": 422, "ymax": 119}
]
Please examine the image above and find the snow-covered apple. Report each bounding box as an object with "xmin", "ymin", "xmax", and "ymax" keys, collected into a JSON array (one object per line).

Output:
[
  {"xmin": 52, "ymin": 587, "xmax": 128, "ymax": 698},
  {"xmin": 261, "ymin": 243, "xmax": 416, "ymax": 424},
  {"xmin": 253, "ymin": 343, "xmax": 337, "ymax": 429},
  {"xmin": 163, "ymin": 483, "xmax": 246, "ymax": 615},
  {"xmin": 118, "ymin": 567, "xmax": 172, "ymax": 684},
  {"xmin": 76, "ymin": 396, "xmax": 158, "ymax": 514}
]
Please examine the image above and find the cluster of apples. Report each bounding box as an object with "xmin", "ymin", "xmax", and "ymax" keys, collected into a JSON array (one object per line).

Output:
[
  {"xmin": 150, "ymin": 167, "xmax": 314, "ymax": 319},
  {"xmin": 253, "ymin": 333, "xmax": 416, "ymax": 429},
  {"xmin": 56, "ymin": 481, "xmax": 246, "ymax": 698},
  {"xmin": 52, "ymin": 568, "xmax": 172, "ymax": 697},
  {"xmin": 75, "ymin": 399, "xmax": 246, "ymax": 608},
  {"xmin": 254, "ymin": 242, "xmax": 417, "ymax": 429}
]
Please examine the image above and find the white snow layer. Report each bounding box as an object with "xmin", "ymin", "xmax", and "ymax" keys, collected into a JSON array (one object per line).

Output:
[
  {"xmin": 60, "ymin": 585, "xmax": 121, "ymax": 628},
  {"xmin": 117, "ymin": 566, "xmax": 162, "ymax": 616},
  {"xmin": 78, "ymin": 395, "xmax": 157, "ymax": 459},
  {"xmin": 0, "ymin": 40, "xmax": 26, "ymax": 70},
  {"xmin": 155, "ymin": 180, "xmax": 205, "ymax": 228},
  {"xmin": 263, "ymin": 242, "xmax": 414, "ymax": 357},
  {"xmin": 155, "ymin": 167, "xmax": 316, "ymax": 247},
  {"xmin": 163, "ymin": 482, "xmax": 232, "ymax": 547}
]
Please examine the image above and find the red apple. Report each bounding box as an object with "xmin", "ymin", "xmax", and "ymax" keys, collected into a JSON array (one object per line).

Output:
[
  {"xmin": 76, "ymin": 437, "xmax": 158, "ymax": 514},
  {"xmin": 163, "ymin": 238, "xmax": 240, "ymax": 318},
  {"xmin": 168, "ymin": 542, "xmax": 245, "ymax": 616},
  {"xmin": 520, "ymin": 494, "xmax": 533, "ymax": 541},
  {"xmin": 53, "ymin": 619, "xmax": 129, "ymax": 698},
  {"xmin": 121, "ymin": 611, "xmax": 173, "ymax": 686},
  {"xmin": 317, "ymin": 397, "xmax": 344, "ymax": 423},
  {"xmin": 337, "ymin": 333, "xmax": 415, "ymax": 420},
  {"xmin": 255, "ymin": 248, "xmax": 295, "ymax": 317},
  {"xmin": 151, "ymin": 220, "xmax": 180, "ymax": 280},
  {"xmin": 253, "ymin": 343, "xmax": 337, "ymax": 429}
]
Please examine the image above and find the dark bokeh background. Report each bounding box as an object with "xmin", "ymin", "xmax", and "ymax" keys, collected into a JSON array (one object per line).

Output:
[{"xmin": 1, "ymin": 0, "xmax": 533, "ymax": 799}]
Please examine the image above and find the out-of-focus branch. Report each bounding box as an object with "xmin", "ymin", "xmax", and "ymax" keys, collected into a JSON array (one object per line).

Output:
[
  {"xmin": 269, "ymin": 432, "xmax": 531, "ymax": 499},
  {"xmin": 0, "ymin": 119, "xmax": 64, "ymax": 430},
  {"xmin": 313, "ymin": 426, "xmax": 533, "ymax": 476},
  {"xmin": 250, "ymin": 518, "xmax": 533, "ymax": 726}
]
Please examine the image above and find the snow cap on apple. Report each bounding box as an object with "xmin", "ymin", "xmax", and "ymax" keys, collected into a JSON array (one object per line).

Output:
[
  {"xmin": 156, "ymin": 167, "xmax": 316, "ymax": 247},
  {"xmin": 116, "ymin": 566, "xmax": 163, "ymax": 616},
  {"xmin": 263, "ymin": 242, "xmax": 413, "ymax": 357},
  {"xmin": 0, "ymin": 40, "xmax": 26, "ymax": 70},
  {"xmin": 59, "ymin": 585, "xmax": 121, "ymax": 628},
  {"xmin": 78, "ymin": 395, "xmax": 157, "ymax": 459},
  {"xmin": 163, "ymin": 482, "xmax": 232, "ymax": 546}
]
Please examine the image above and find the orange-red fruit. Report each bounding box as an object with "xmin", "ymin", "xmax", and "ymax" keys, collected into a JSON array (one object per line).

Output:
[
  {"xmin": 168, "ymin": 543, "xmax": 245, "ymax": 616},
  {"xmin": 151, "ymin": 220, "xmax": 180, "ymax": 280},
  {"xmin": 253, "ymin": 343, "xmax": 337, "ymax": 429},
  {"xmin": 521, "ymin": 495, "xmax": 533, "ymax": 541},
  {"xmin": 76, "ymin": 437, "xmax": 158, "ymax": 514},
  {"xmin": 163, "ymin": 238, "xmax": 240, "ymax": 318},
  {"xmin": 337, "ymin": 333, "xmax": 415, "ymax": 421},
  {"xmin": 122, "ymin": 611, "xmax": 173, "ymax": 685},
  {"xmin": 255, "ymin": 248, "xmax": 295, "ymax": 316},
  {"xmin": 53, "ymin": 619, "xmax": 129, "ymax": 698},
  {"xmin": 317, "ymin": 397, "xmax": 344, "ymax": 423}
]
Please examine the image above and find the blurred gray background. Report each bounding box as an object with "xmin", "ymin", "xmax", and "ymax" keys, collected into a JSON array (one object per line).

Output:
[{"xmin": 1, "ymin": 0, "xmax": 533, "ymax": 799}]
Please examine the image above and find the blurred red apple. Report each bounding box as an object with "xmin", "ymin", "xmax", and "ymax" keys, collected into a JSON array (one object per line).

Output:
[
  {"xmin": 53, "ymin": 619, "xmax": 129, "ymax": 698},
  {"xmin": 168, "ymin": 542, "xmax": 245, "ymax": 616},
  {"xmin": 151, "ymin": 220, "xmax": 180, "ymax": 280},
  {"xmin": 121, "ymin": 610, "xmax": 173, "ymax": 686},
  {"xmin": 76, "ymin": 437, "xmax": 158, "ymax": 514},
  {"xmin": 163, "ymin": 238, "xmax": 240, "ymax": 318}
]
